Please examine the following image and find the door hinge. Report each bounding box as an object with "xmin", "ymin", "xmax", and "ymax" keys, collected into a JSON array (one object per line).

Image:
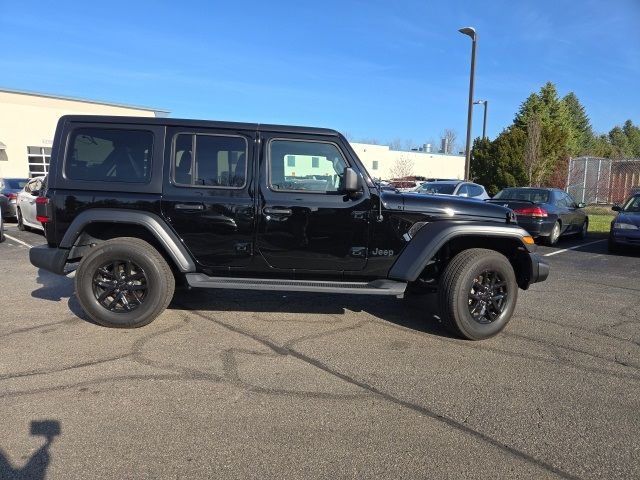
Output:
[{"xmin": 234, "ymin": 242, "xmax": 253, "ymax": 256}]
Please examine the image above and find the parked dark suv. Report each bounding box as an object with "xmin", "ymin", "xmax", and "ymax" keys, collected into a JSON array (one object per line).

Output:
[{"xmin": 30, "ymin": 115, "xmax": 548, "ymax": 340}]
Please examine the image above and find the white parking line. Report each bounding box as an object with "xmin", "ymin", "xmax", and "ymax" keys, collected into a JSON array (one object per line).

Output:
[
  {"xmin": 543, "ymin": 239, "xmax": 607, "ymax": 257},
  {"xmin": 3, "ymin": 234, "xmax": 33, "ymax": 248}
]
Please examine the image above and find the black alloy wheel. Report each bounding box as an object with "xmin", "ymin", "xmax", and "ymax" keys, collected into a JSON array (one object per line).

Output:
[
  {"xmin": 92, "ymin": 260, "xmax": 148, "ymax": 312},
  {"xmin": 468, "ymin": 270, "xmax": 507, "ymax": 324},
  {"xmin": 437, "ymin": 248, "xmax": 518, "ymax": 340},
  {"xmin": 75, "ymin": 237, "xmax": 175, "ymax": 328}
]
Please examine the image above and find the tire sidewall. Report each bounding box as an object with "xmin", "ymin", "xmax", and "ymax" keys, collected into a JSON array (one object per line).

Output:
[
  {"xmin": 75, "ymin": 242, "xmax": 167, "ymax": 327},
  {"xmin": 452, "ymin": 254, "xmax": 518, "ymax": 340}
]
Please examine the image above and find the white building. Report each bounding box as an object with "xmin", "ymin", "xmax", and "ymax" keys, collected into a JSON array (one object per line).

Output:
[
  {"xmin": 350, "ymin": 143, "xmax": 465, "ymax": 181},
  {"xmin": 0, "ymin": 88, "xmax": 168, "ymax": 178},
  {"xmin": 0, "ymin": 87, "xmax": 464, "ymax": 182}
]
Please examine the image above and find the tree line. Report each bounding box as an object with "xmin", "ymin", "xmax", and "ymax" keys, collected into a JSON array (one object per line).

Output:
[{"xmin": 471, "ymin": 81, "xmax": 640, "ymax": 195}]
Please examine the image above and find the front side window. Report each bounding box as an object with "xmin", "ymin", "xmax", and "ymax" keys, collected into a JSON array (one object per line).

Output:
[
  {"xmin": 66, "ymin": 128, "xmax": 153, "ymax": 183},
  {"xmin": 468, "ymin": 184, "xmax": 484, "ymax": 197},
  {"xmin": 173, "ymin": 134, "xmax": 247, "ymax": 188},
  {"xmin": 269, "ymin": 140, "xmax": 348, "ymax": 193},
  {"xmin": 623, "ymin": 195, "xmax": 640, "ymax": 212}
]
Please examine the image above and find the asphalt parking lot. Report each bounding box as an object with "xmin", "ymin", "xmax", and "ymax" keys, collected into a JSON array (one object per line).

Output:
[{"xmin": 1, "ymin": 224, "xmax": 638, "ymax": 479}]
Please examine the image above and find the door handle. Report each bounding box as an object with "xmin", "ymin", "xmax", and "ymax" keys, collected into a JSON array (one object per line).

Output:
[
  {"xmin": 175, "ymin": 203, "xmax": 205, "ymax": 211},
  {"xmin": 263, "ymin": 207, "xmax": 292, "ymax": 215}
]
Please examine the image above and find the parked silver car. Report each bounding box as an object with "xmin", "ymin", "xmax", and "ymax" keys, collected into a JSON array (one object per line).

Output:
[
  {"xmin": 415, "ymin": 180, "xmax": 490, "ymax": 200},
  {"xmin": 16, "ymin": 176, "xmax": 46, "ymax": 231}
]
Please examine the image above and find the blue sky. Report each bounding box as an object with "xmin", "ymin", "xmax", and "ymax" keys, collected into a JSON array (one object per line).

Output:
[{"xmin": 1, "ymin": 0, "xmax": 639, "ymax": 149}]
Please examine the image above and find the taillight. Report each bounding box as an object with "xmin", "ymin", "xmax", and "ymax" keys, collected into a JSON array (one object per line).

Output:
[
  {"xmin": 7, "ymin": 193, "xmax": 17, "ymax": 203},
  {"xmin": 36, "ymin": 196, "xmax": 50, "ymax": 223},
  {"xmin": 513, "ymin": 206, "xmax": 548, "ymax": 218}
]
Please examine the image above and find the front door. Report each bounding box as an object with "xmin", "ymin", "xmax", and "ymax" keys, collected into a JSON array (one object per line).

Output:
[
  {"xmin": 256, "ymin": 134, "xmax": 370, "ymax": 273},
  {"xmin": 161, "ymin": 127, "xmax": 256, "ymax": 269}
]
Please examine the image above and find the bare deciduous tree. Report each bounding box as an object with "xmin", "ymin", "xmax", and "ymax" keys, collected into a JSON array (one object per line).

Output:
[
  {"xmin": 389, "ymin": 156, "xmax": 414, "ymax": 179},
  {"xmin": 388, "ymin": 138, "xmax": 403, "ymax": 151},
  {"xmin": 524, "ymin": 115, "xmax": 542, "ymax": 186},
  {"xmin": 440, "ymin": 129, "xmax": 458, "ymax": 154}
]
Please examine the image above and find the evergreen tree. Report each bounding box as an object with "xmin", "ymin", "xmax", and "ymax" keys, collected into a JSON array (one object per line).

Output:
[{"xmin": 563, "ymin": 92, "xmax": 594, "ymax": 154}]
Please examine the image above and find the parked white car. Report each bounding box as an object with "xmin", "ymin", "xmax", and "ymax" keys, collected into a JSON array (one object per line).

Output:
[
  {"xmin": 414, "ymin": 180, "xmax": 490, "ymax": 200},
  {"xmin": 17, "ymin": 176, "xmax": 46, "ymax": 231}
]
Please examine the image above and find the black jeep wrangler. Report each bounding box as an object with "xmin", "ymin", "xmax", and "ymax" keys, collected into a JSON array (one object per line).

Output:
[{"xmin": 30, "ymin": 115, "xmax": 548, "ymax": 340}]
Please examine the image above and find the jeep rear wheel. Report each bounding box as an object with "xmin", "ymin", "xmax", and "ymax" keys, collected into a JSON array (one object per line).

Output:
[
  {"xmin": 75, "ymin": 237, "xmax": 175, "ymax": 328},
  {"xmin": 437, "ymin": 248, "xmax": 518, "ymax": 340}
]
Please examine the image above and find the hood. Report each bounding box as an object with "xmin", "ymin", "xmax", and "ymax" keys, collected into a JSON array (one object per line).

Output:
[
  {"xmin": 383, "ymin": 191, "xmax": 512, "ymax": 222},
  {"xmin": 616, "ymin": 212, "xmax": 640, "ymax": 227}
]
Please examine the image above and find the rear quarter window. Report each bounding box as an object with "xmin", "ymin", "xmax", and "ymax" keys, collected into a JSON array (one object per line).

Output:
[{"xmin": 65, "ymin": 128, "xmax": 153, "ymax": 183}]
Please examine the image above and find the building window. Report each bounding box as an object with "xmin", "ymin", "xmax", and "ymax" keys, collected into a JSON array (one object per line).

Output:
[
  {"xmin": 27, "ymin": 146, "xmax": 52, "ymax": 178},
  {"xmin": 372, "ymin": 160, "xmax": 379, "ymax": 170},
  {"xmin": 287, "ymin": 155, "xmax": 295, "ymax": 167},
  {"xmin": 311, "ymin": 156, "xmax": 319, "ymax": 168}
]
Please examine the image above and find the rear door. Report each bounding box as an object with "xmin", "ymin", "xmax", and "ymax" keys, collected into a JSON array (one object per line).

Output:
[
  {"xmin": 256, "ymin": 133, "xmax": 370, "ymax": 273},
  {"xmin": 161, "ymin": 127, "xmax": 257, "ymax": 269}
]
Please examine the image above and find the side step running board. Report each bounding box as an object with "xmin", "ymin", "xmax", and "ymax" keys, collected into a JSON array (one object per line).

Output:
[{"xmin": 185, "ymin": 274, "xmax": 407, "ymax": 297}]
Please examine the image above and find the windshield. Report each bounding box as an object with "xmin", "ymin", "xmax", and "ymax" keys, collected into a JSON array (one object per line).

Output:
[
  {"xmin": 622, "ymin": 195, "xmax": 640, "ymax": 212},
  {"xmin": 4, "ymin": 179, "xmax": 28, "ymax": 190},
  {"xmin": 418, "ymin": 182, "xmax": 456, "ymax": 194},
  {"xmin": 493, "ymin": 188, "xmax": 550, "ymax": 203}
]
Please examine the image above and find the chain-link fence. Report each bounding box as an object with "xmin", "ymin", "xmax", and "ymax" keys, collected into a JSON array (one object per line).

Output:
[{"xmin": 567, "ymin": 157, "xmax": 640, "ymax": 205}]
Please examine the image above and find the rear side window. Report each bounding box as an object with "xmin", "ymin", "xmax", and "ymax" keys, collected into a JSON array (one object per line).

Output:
[
  {"xmin": 66, "ymin": 128, "xmax": 153, "ymax": 183},
  {"xmin": 173, "ymin": 134, "xmax": 247, "ymax": 188}
]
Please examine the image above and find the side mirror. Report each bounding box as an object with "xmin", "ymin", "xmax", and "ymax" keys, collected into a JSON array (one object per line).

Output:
[
  {"xmin": 612, "ymin": 205, "xmax": 622, "ymax": 212},
  {"xmin": 342, "ymin": 167, "xmax": 359, "ymax": 193},
  {"xmin": 577, "ymin": 202, "xmax": 586, "ymax": 208}
]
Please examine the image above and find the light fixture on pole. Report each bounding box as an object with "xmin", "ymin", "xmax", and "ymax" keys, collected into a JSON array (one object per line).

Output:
[
  {"xmin": 473, "ymin": 100, "xmax": 488, "ymax": 139},
  {"xmin": 459, "ymin": 26, "xmax": 477, "ymax": 180}
]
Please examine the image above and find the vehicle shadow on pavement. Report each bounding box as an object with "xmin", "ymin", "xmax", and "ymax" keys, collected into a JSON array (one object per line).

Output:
[
  {"xmin": 30, "ymin": 269, "xmax": 91, "ymax": 323},
  {"xmin": 0, "ymin": 420, "xmax": 60, "ymax": 480},
  {"xmin": 169, "ymin": 288, "xmax": 456, "ymax": 339},
  {"xmin": 29, "ymin": 268, "xmax": 455, "ymax": 338}
]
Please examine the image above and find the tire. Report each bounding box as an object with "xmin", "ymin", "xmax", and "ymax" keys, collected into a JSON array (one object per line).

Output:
[
  {"xmin": 578, "ymin": 219, "xmax": 588, "ymax": 239},
  {"xmin": 543, "ymin": 221, "xmax": 561, "ymax": 246},
  {"xmin": 75, "ymin": 237, "xmax": 175, "ymax": 328},
  {"xmin": 608, "ymin": 236, "xmax": 620, "ymax": 254},
  {"xmin": 437, "ymin": 248, "xmax": 518, "ymax": 340},
  {"xmin": 16, "ymin": 208, "xmax": 26, "ymax": 231}
]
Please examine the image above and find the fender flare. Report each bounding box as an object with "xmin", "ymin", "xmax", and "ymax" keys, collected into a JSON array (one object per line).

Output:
[
  {"xmin": 60, "ymin": 209, "xmax": 196, "ymax": 272},
  {"xmin": 388, "ymin": 220, "xmax": 533, "ymax": 282}
]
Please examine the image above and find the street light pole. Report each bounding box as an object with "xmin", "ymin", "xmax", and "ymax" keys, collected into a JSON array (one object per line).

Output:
[
  {"xmin": 474, "ymin": 100, "xmax": 488, "ymax": 139},
  {"xmin": 459, "ymin": 26, "xmax": 477, "ymax": 181}
]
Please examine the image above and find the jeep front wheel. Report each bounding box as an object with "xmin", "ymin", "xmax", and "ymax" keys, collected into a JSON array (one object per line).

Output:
[
  {"xmin": 437, "ymin": 248, "xmax": 518, "ymax": 340},
  {"xmin": 75, "ymin": 237, "xmax": 175, "ymax": 328}
]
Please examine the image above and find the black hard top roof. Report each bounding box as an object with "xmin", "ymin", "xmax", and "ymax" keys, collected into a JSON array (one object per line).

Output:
[{"xmin": 59, "ymin": 115, "xmax": 341, "ymax": 136}]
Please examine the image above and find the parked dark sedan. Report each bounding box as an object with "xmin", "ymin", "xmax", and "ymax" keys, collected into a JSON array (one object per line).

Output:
[
  {"xmin": 608, "ymin": 194, "xmax": 640, "ymax": 252},
  {"xmin": 0, "ymin": 194, "xmax": 5, "ymax": 242},
  {"xmin": 0, "ymin": 178, "xmax": 29, "ymax": 218},
  {"xmin": 488, "ymin": 187, "xmax": 588, "ymax": 245}
]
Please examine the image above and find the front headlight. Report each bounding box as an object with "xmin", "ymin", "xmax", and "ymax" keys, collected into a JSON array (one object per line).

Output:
[{"xmin": 613, "ymin": 222, "xmax": 638, "ymax": 230}]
